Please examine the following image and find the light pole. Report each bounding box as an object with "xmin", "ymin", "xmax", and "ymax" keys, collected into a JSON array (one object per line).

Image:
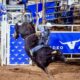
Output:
[{"xmin": 42, "ymin": 0, "xmax": 45, "ymax": 24}]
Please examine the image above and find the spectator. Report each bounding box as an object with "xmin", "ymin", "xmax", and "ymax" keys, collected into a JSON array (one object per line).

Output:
[
  {"xmin": 6, "ymin": 0, "xmax": 9, "ymax": 5},
  {"xmin": 0, "ymin": 2, "xmax": 6, "ymax": 21},
  {"xmin": 0, "ymin": 3, "xmax": 6, "ymax": 15},
  {"xmin": 17, "ymin": 0, "xmax": 28, "ymax": 4}
]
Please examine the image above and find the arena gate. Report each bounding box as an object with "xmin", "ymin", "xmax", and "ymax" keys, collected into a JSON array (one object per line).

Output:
[
  {"xmin": 1, "ymin": 12, "xmax": 33, "ymax": 66},
  {"xmin": 1, "ymin": 14, "xmax": 7, "ymax": 66}
]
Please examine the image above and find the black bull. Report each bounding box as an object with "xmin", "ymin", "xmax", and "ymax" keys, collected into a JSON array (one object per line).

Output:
[{"xmin": 13, "ymin": 22, "xmax": 65, "ymax": 72}]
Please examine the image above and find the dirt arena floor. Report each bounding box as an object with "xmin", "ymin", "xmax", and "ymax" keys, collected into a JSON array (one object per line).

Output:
[{"xmin": 0, "ymin": 62, "xmax": 80, "ymax": 80}]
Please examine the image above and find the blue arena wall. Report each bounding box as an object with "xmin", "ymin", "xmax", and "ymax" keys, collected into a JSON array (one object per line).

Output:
[
  {"xmin": 27, "ymin": 1, "xmax": 57, "ymax": 23},
  {"xmin": 10, "ymin": 25, "xmax": 30, "ymax": 64},
  {"xmin": 48, "ymin": 32, "xmax": 80, "ymax": 54}
]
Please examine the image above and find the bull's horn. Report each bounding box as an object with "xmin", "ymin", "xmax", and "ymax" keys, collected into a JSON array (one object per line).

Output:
[{"xmin": 51, "ymin": 51, "xmax": 57, "ymax": 54}]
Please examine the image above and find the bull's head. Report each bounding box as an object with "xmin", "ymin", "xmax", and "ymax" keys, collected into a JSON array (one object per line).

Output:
[
  {"xmin": 13, "ymin": 22, "xmax": 36, "ymax": 39},
  {"xmin": 51, "ymin": 50, "xmax": 65, "ymax": 62}
]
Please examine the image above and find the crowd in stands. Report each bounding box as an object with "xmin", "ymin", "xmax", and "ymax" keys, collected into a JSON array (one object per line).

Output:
[{"xmin": 6, "ymin": 0, "xmax": 28, "ymax": 5}]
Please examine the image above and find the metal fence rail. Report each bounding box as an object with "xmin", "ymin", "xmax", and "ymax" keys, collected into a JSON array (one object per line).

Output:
[{"xmin": 6, "ymin": 5, "xmax": 24, "ymax": 12}]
